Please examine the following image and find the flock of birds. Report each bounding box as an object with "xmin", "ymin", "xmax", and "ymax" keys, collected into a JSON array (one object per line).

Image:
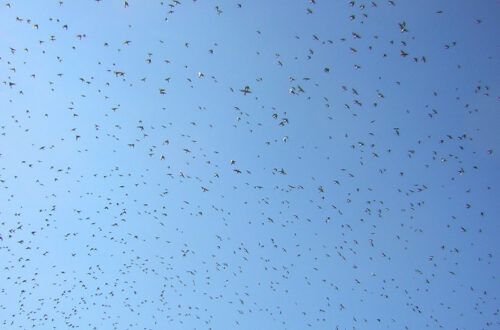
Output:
[{"xmin": 0, "ymin": 0, "xmax": 498, "ymax": 329}]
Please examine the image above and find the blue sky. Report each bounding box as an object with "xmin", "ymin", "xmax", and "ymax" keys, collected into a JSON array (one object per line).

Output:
[{"xmin": 0, "ymin": 0, "xmax": 499, "ymax": 329}]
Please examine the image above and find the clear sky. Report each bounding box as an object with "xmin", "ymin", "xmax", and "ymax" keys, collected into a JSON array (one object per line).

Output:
[{"xmin": 0, "ymin": 0, "xmax": 499, "ymax": 329}]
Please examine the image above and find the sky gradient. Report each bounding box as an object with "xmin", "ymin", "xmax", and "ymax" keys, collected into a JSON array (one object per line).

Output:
[{"xmin": 0, "ymin": 0, "xmax": 499, "ymax": 329}]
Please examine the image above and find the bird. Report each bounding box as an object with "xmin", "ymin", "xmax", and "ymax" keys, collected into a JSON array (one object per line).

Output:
[{"xmin": 239, "ymin": 86, "xmax": 252, "ymax": 95}]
